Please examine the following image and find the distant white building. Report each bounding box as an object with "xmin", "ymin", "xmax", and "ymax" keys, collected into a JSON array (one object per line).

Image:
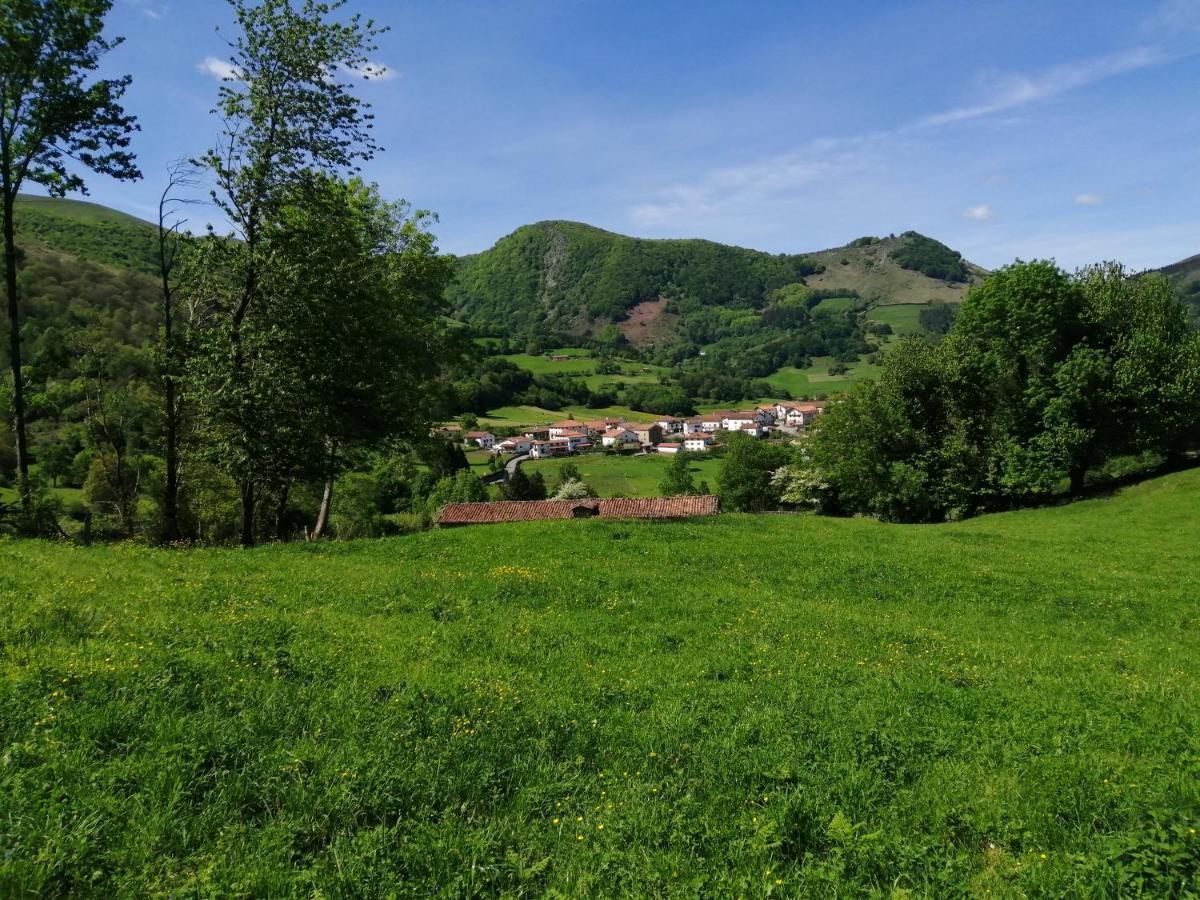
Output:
[
  {"xmin": 683, "ymin": 434, "xmax": 716, "ymax": 452},
  {"xmin": 529, "ymin": 439, "xmax": 572, "ymax": 459},
  {"xmin": 683, "ymin": 414, "xmax": 724, "ymax": 434},
  {"xmin": 493, "ymin": 437, "xmax": 532, "ymax": 455},
  {"xmin": 601, "ymin": 427, "xmax": 641, "ymax": 448},
  {"xmin": 775, "ymin": 402, "xmax": 824, "ymax": 427},
  {"xmin": 548, "ymin": 419, "xmax": 588, "ymax": 439},
  {"xmin": 720, "ymin": 412, "xmax": 759, "ymax": 432},
  {"xmin": 464, "ymin": 430, "xmax": 496, "ymax": 449}
]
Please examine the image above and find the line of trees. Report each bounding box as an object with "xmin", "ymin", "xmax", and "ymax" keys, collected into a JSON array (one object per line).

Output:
[
  {"xmin": 777, "ymin": 261, "xmax": 1200, "ymax": 521},
  {"xmin": 1, "ymin": 0, "xmax": 454, "ymax": 545}
]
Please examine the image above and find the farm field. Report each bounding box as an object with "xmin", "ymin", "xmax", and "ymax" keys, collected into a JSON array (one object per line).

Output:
[
  {"xmin": 766, "ymin": 355, "xmax": 883, "ymax": 398},
  {"xmin": 866, "ymin": 302, "xmax": 928, "ymax": 335},
  {"xmin": 522, "ymin": 451, "xmax": 721, "ymax": 497},
  {"xmin": 2, "ymin": 470, "xmax": 1198, "ymax": 894},
  {"xmin": 474, "ymin": 405, "xmax": 564, "ymax": 428},
  {"xmin": 496, "ymin": 348, "xmax": 670, "ymax": 394},
  {"xmin": 499, "ymin": 351, "xmax": 598, "ymax": 376}
]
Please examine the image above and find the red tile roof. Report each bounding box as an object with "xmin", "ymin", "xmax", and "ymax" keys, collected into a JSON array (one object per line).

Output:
[
  {"xmin": 550, "ymin": 419, "xmax": 585, "ymax": 428},
  {"xmin": 437, "ymin": 495, "xmax": 720, "ymax": 525}
]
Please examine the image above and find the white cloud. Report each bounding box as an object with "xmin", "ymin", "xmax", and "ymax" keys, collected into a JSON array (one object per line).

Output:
[
  {"xmin": 963, "ymin": 205, "xmax": 993, "ymax": 221},
  {"xmin": 1074, "ymin": 193, "xmax": 1103, "ymax": 205},
  {"xmin": 123, "ymin": 0, "xmax": 166, "ymax": 20},
  {"xmin": 912, "ymin": 46, "xmax": 1167, "ymax": 128},
  {"xmin": 197, "ymin": 57, "xmax": 242, "ymax": 82}
]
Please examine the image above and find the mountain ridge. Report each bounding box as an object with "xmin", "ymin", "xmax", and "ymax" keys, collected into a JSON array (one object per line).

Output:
[{"xmin": 446, "ymin": 219, "xmax": 988, "ymax": 347}]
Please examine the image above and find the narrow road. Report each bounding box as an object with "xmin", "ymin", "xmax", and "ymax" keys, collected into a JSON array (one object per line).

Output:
[{"xmin": 505, "ymin": 453, "xmax": 530, "ymax": 476}]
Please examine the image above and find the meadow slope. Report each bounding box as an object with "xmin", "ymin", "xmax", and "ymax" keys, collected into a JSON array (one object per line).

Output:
[{"xmin": 1, "ymin": 472, "xmax": 1198, "ymax": 895}]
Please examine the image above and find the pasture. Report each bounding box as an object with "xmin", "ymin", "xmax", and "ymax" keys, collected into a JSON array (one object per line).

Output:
[
  {"xmin": 1, "ymin": 471, "xmax": 1198, "ymax": 894},
  {"xmin": 522, "ymin": 451, "xmax": 721, "ymax": 497},
  {"xmin": 766, "ymin": 356, "xmax": 883, "ymax": 398},
  {"xmin": 866, "ymin": 302, "xmax": 928, "ymax": 335}
]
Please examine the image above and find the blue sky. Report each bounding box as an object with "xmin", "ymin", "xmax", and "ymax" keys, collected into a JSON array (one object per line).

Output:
[{"xmin": 60, "ymin": 0, "xmax": 1200, "ymax": 269}]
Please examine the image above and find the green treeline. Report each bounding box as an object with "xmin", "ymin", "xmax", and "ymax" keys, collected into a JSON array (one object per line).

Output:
[{"xmin": 780, "ymin": 261, "xmax": 1200, "ymax": 521}]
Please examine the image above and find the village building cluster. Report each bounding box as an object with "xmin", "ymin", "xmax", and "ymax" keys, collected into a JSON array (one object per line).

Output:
[{"xmin": 450, "ymin": 401, "xmax": 825, "ymax": 458}]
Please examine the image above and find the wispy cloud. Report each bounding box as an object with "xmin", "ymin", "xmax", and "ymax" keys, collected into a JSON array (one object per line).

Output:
[
  {"xmin": 627, "ymin": 42, "xmax": 1175, "ymax": 232},
  {"xmin": 1074, "ymin": 193, "xmax": 1103, "ymax": 205},
  {"xmin": 630, "ymin": 133, "xmax": 893, "ymax": 228},
  {"xmin": 123, "ymin": 0, "xmax": 167, "ymax": 20},
  {"xmin": 197, "ymin": 57, "xmax": 242, "ymax": 81},
  {"xmin": 1142, "ymin": 0, "xmax": 1200, "ymax": 37},
  {"xmin": 912, "ymin": 46, "xmax": 1167, "ymax": 128}
]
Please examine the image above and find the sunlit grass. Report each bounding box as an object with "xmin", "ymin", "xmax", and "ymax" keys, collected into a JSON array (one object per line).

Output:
[{"xmin": 2, "ymin": 470, "xmax": 1198, "ymax": 894}]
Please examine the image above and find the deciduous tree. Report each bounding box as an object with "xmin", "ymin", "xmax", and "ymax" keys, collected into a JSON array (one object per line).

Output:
[{"xmin": 0, "ymin": 0, "xmax": 139, "ymax": 518}]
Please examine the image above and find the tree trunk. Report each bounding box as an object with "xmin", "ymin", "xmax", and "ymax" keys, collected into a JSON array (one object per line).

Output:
[
  {"xmin": 163, "ymin": 376, "xmax": 180, "ymax": 540},
  {"xmin": 240, "ymin": 479, "xmax": 256, "ymax": 547},
  {"xmin": 274, "ymin": 483, "xmax": 290, "ymax": 542},
  {"xmin": 312, "ymin": 474, "xmax": 334, "ymax": 539},
  {"xmin": 1068, "ymin": 463, "xmax": 1086, "ymax": 495},
  {"xmin": 311, "ymin": 440, "xmax": 338, "ymax": 540},
  {"xmin": 158, "ymin": 209, "xmax": 180, "ymax": 542},
  {"xmin": 1, "ymin": 187, "xmax": 30, "ymax": 514}
]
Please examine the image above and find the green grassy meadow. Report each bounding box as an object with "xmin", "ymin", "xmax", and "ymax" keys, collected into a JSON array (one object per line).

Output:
[
  {"xmin": 523, "ymin": 452, "xmax": 721, "ymax": 497},
  {"xmin": 867, "ymin": 303, "xmax": 927, "ymax": 335},
  {"xmin": 766, "ymin": 356, "xmax": 884, "ymax": 398},
  {"xmin": 2, "ymin": 471, "xmax": 1199, "ymax": 895},
  {"xmin": 475, "ymin": 405, "xmax": 565, "ymax": 428}
]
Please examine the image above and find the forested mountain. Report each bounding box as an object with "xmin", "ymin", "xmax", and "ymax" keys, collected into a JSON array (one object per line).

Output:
[
  {"xmin": 1151, "ymin": 252, "xmax": 1200, "ymax": 320},
  {"xmin": 447, "ymin": 220, "xmax": 986, "ymax": 346},
  {"xmin": 13, "ymin": 195, "xmax": 160, "ymax": 274}
]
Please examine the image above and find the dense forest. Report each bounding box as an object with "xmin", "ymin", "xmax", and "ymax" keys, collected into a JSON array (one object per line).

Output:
[{"xmin": 447, "ymin": 220, "xmax": 826, "ymax": 337}]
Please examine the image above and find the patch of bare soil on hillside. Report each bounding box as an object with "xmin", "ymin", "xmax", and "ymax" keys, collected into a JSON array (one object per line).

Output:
[{"xmin": 617, "ymin": 297, "xmax": 680, "ymax": 348}]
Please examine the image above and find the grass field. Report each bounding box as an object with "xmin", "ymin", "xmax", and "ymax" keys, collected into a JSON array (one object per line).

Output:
[
  {"xmin": 475, "ymin": 406, "xmax": 565, "ymax": 428},
  {"xmin": 2, "ymin": 471, "xmax": 1199, "ymax": 894},
  {"xmin": 499, "ymin": 352, "xmax": 598, "ymax": 376},
  {"xmin": 810, "ymin": 296, "xmax": 858, "ymax": 314},
  {"xmin": 523, "ymin": 452, "xmax": 721, "ymax": 497},
  {"xmin": 867, "ymin": 303, "xmax": 927, "ymax": 335},
  {"xmin": 766, "ymin": 356, "xmax": 883, "ymax": 398}
]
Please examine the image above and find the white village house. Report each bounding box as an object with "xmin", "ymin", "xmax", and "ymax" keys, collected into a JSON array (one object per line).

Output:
[
  {"xmin": 683, "ymin": 433, "xmax": 716, "ymax": 452},
  {"xmin": 683, "ymin": 414, "xmax": 724, "ymax": 434},
  {"xmin": 529, "ymin": 439, "xmax": 572, "ymax": 459},
  {"xmin": 602, "ymin": 427, "xmax": 641, "ymax": 448},
  {"xmin": 548, "ymin": 419, "xmax": 588, "ymax": 439},
  {"xmin": 492, "ymin": 437, "xmax": 533, "ymax": 455},
  {"xmin": 464, "ymin": 430, "xmax": 496, "ymax": 449}
]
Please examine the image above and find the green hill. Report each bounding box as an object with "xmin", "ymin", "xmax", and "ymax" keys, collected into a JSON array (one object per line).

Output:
[
  {"xmin": 448, "ymin": 222, "xmax": 986, "ymax": 346},
  {"xmin": 447, "ymin": 220, "xmax": 825, "ymax": 341},
  {"xmin": 805, "ymin": 232, "xmax": 987, "ymax": 305},
  {"xmin": 13, "ymin": 194, "xmax": 160, "ymax": 274},
  {"xmin": 2, "ymin": 468, "xmax": 1198, "ymax": 894},
  {"xmin": 1151, "ymin": 251, "xmax": 1200, "ymax": 320}
]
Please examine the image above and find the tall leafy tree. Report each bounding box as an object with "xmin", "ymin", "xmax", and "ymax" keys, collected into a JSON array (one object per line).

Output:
[
  {"xmin": 0, "ymin": 0, "xmax": 139, "ymax": 517},
  {"xmin": 261, "ymin": 176, "xmax": 453, "ymax": 538},
  {"xmin": 659, "ymin": 450, "xmax": 699, "ymax": 496},
  {"xmin": 196, "ymin": 0, "xmax": 385, "ymax": 545}
]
